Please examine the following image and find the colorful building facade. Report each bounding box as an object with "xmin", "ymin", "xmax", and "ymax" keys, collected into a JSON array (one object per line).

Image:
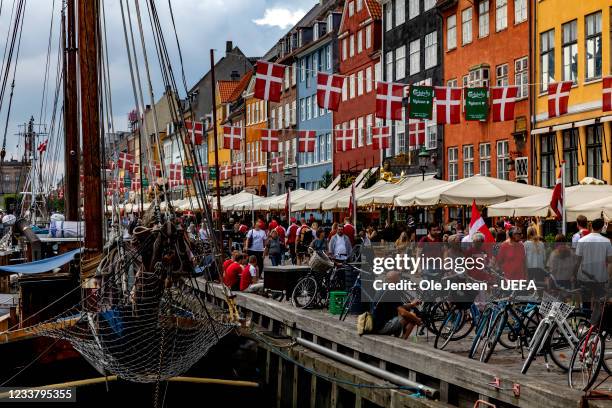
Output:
[
  {"xmin": 438, "ymin": 0, "xmax": 531, "ymax": 183},
  {"xmin": 533, "ymin": 2, "xmax": 612, "ymax": 187},
  {"xmin": 243, "ymin": 75, "xmax": 269, "ymax": 195}
]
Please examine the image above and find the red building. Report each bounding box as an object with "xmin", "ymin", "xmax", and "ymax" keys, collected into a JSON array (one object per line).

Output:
[
  {"xmin": 438, "ymin": 0, "xmax": 531, "ymax": 183},
  {"xmin": 333, "ymin": 0, "xmax": 382, "ymax": 177}
]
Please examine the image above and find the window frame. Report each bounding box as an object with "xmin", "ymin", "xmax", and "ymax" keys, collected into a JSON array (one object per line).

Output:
[
  {"xmin": 463, "ymin": 144, "xmax": 474, "ymax": 178},
  {"xmin": 479, "ymin": 143, "xmax": 491, "ymax": 177},
  {"xmin": 585, "ymin": 11, "xmax": 602, "ymax": 80},
  {"xmin": 496, "ymin": 140, "xmax": 509, "ymax": 180},
  {"xmin": 495, "ymin": 0, "xmax": 507, "ymax": 32},
  {"xmin": 514, "ymin": 0, "xmax": 527, "ymax": 24},
  {"xmin": 462, "ymin": 7, "xmax": 473, "ymax": 45},
  {"xmin": 540, "ymin": 133, "xmax": 555, "ymax": 188},
  {"xmin": 424, "ymin": 31, "xmax": 437, "ymax": 69},
  {"xmin": 395, "ymin": 45, "xmax": 406, "ymax": 80},
  {"xmin": 447, "ymin": 15, "xmax": 457, "ymax": 50},
  {"xmin": 540, "ymin": 29, "xmax": 555, "ymax": 92},
  {"xmin": 448, "ymin": 147, "xmax": 458, "ymax": 181},
  {"xmin": 409, "ymin": 39, "xmax": 420, "ymax": 76},
  {"xmin": 562, "ymin": 19, "xmax": 578, "ymax": 83},
  {"xmin": 586, "ymin": 124, "xmax": 603, "ymax": 180},
  {"xmin": 478, "ymin": 0, "xmax": 489, "ymax": 38}
]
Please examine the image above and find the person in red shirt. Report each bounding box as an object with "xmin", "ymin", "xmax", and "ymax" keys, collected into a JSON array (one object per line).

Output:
[
  {"xmin": 223, "ymin": 253, "xmax": 244, "ymax": 291},
  {"xmin": 496, "ymin": 227, "xmax": 527, "ymax": 280},
  {"xmin": 240, "ymin": 255, "xmax": 258, "ymax": 291},
  {"xmin": 343, "ymin": 217, "xmax": 356, "ymax": 246},
  {"xmin": 286, "ymin": 217, "xmax": 299, "ymax": 265}
]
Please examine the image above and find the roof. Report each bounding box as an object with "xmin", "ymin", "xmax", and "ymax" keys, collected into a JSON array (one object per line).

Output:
[
  {"xmin": 217, "ymin": 80, "xmax": 241, "ymax": 103},
  {"xmin": 228, "ymin": 71, "xmax": 253, "ymax": 101},
  {"xmin": 365, "ymin": 0, "xmax": 382, "ymax": 19}
]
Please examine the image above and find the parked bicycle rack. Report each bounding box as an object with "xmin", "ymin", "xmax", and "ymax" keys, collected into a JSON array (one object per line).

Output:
[{"xmin": 488, "ymin": 377, "xmax": 520, "ymax": 397}]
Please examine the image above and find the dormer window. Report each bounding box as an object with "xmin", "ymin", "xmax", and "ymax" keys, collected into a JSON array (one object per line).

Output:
[
  {"xmin": 298, "ymin": 30, "xmax": 303, "ymax": 47},
  {"xmin": 327, "ymin": 14, "xmax": 333, "ymax": 30},
  {"xmin": 314, "ymin": 23, "xmax": 319, "ymax": 41}
]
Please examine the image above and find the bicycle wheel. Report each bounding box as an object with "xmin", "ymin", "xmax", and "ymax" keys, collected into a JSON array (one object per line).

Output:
[
  {"xmin": 548, "ymin": 311, "xmax": 590, "ymax": 372},
  {"xmin": 434, "ymin": 308, "xmax": 463, "ymax": 350},
  {"xmin": 480, "ymin": 310, "xmax": 508, "ymax": 363},
  {"xmin": 291, "ymin": 277, "xmax": 318, "ymax": 309},
  {"xmin": 568, "ymin": 330, "xmax": 605, "ymax": 391},
  {"xmin": 339, "ymin": 290, "xmax": 356, "ymax": 321},
  {"xmin": 450, "ymin": 305, "xmax": 474, "ymax": 341},
  {"xmin": 521, "ymin": 320, "xmax": 550, "ymax": 374},
  {"xmin": 428, "ymin": 302, "xmax": 452, "ymax": 336},
  {"xmin": 469, "ymin": 307, "xmax": 493, "ymax": 359}
]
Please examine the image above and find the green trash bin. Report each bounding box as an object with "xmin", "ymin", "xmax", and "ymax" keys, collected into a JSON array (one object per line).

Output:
[{"xmin": 328, "ymin": 291, "xmax": 347, "ymax": 315}]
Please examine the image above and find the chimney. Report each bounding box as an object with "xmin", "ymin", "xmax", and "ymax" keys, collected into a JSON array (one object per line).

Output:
[
  {"xmin": 230, "ymin": 70, "xmax": 240, "ymax": 81},
  {"xmin": 226, "ymin": 41, "xmax": 233, "ymax": 54}
]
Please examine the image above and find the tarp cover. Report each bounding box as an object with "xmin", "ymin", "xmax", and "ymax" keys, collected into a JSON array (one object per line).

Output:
[{"xmin": 0, "ymin": 248, "xmax": 81, "ymax": 274}]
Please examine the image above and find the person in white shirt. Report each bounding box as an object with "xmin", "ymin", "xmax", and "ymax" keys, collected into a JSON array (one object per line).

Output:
[
  {"xmin": 244, "ymin": 221, "xmax": 267, "ymax": 277},
  {"xmin": 572, "ymin": 215, "xmax": 590, "ymax": 248},
  {"xmin": 328, "ymin": 225, "xmax": 352, "ymax": 261}
]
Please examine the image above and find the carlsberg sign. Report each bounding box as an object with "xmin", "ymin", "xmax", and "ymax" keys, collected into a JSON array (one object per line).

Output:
[
  {"xmin": 408, "ymin": 86, "xmax": 434, "ymax": 120},
  {"xmin": 465, "ymin": 87, "xmax": 489, "ymax": 121}
]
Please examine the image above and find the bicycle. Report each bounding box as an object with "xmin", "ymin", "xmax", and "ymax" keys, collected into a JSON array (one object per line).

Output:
[{"xmin": 291, "ymin": 251, "xmax": 342, "ymax": 309}]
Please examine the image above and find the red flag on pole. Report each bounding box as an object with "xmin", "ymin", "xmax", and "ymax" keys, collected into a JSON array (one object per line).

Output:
[
  {"xmin": 469, "ymin": 200, "xmax": 495, "ymax": 242},
  {"xmin": 348, "ymin": 181, "xmax": 356, "ymax": 220},
  {"xmin": 550, "ymin": 166, "xmax": 564, "ymax": 220}
]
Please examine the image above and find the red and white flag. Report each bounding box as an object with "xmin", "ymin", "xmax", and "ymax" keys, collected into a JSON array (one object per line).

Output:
[
  {"xmin": 131, "ymin": 179, "xmax": 141, "ymax": 191},
  {"xmin": 147, "ymin": 162, "xmax": 162, "ymax": 177},
  {"xmin": 408, "ymin": 121, "xmax": 426, "ymax": 150},
  {"xmin": 469, "ymin": 200, "xmax": 495, "ymax": 242},
  {"xmin": 434, "ymin": 87, "xmax": 461, "ymax": 124},
  {"xmin": 550, "ymin": 166, "xmax": 564, "ymax": 220},
  {"xmin": 376, "ymin": 81, "xmax": 403, "ymax": 120},
  {"xmin": 317, "ymin": 73, "xmax": 344, "ymax": 111},
  {"xmin": 335, "ymin": 129, "xmax": 354, "ymax": 152},
  {"xmin": 603, "ymin": 76, "xmax": 612, "ymax": 112},
  {"xmin": 271, "ymin": 156, "xmax": 284, "ymax": 173},
  {"xmin": 298, "ymin": 130, "xmax": 316, "ymax": 152},
  {"xmin": 548, "ymin": 82, "xmax": 572, "ymax": 118},
  {"xmin": 245, "ymin": 161, "xmax": 258, "ymax": 177},
  {"xmin": 220, "ymin": 165, "xmax": 232, "ymax": 180},
  {"xmin": 232, "ymin": 161, "xmax": 244, "ymax": 176},
  {"xmin": 260, "ymin": 129, "xmax": 279, "ymax": 152},
  {"xmin": 37, "ymin": 139, "xmax": 48, "ymax": 153},
  {"xmin": 118, "ymin": 152, "xmax": 134, "ymax": 170},
  {"xmin": 254, "ymin": 60, "xmax": 284, "ymax": 102},
  {"xmin": 168, "ymin": 164, "xmax": 182, "ymax": 180},
  {"xmin": 372, "ymin": 126, "xmax": 390, "ymax": 150},
  {"xmin": 185, "ymin": 120, "xmax": 204, "ymax": 145},
  {"xmin": 491, "ymin": 86, "xmax": 518, "ymax": 122},
  {"xmin": 223, "ymin": 125, "xmax": 242, "ymax": 150}
]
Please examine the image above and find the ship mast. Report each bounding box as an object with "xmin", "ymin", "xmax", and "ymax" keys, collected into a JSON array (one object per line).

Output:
[
  {"xmin": 63, "ymin": 0, "xmax": 79, "ymax": 220},
  {"xmin": 78, "ymin": 0, "xmax": 103, "ymax": 254}
]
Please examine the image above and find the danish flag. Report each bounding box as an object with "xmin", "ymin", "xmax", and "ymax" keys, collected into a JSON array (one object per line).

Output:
[
  {"xmin": 254, "ymin": 60, "xmax": 285, "ymax": 102},
  {"xmin": 469, "ymin": 200, "xmax": 495, "ymax": 242},
  {"xmin": 245, "ymin": 161, "xmax": 258, "ymax": 177},
  {"xmin": 603, "ymin": 76, "xmax": 612, "ymax": 112},
  {"xmin": 550, "ymin": 165, "xmax": 564, "ymax": 220},
  {"xmin": 185, "ymin": 120, "xmax": 204, "ymax": 145},
  {"xmin": 491, "ymin": 86, "xmax": 518, "ymax": 122},
  {"xmin": 223, "ymin": 126, "xmax": 242, "ymax": 150},
  {"xmin": 335, "ymin": 129, "xmax": 354, "ymax": 152},
  {"xmin": 260, "ymin": 129, "xmax": 279, "ymax": 152},
  {"xmin": 317, "ymin": 73, "xmax": 344, "ymax": 111},
  {"xmin": 372, "ymin": 126, "xmax": 390, "ymax": 150},
  {"xmin": 232, "ymin": 161, "xmax": 244, "ymax": 176},
  {"xmin": 131, "ymin": 179, "xmax": 141, "ymax": 191},
  {"xmin": 220, "ymin": 165, "xmax": 232, "ymax": 180},
  {"xmin": 408, "ymin": 121, "xmax": 426, "ymax": 150},
  {"xmin": 298, "ymin": 130, "xmax": 316, "ymax": 152},
  {"xmin": 168, "ymin": 163, "xmax": 182, "ymax": 180},
  {"xmin": 434, "ymin": 87, "xmax": 461, "ymax": 124},
  {"xmin": 271, "ymin": 156, "xmax": 284, "ymax": 173},
  {"xmin": 376, "ymin": 82, "xmax": 403, "ymax": 120},
  {"xmin": 548, "ymin": 82, "xmax": 572, "ymax": 118},
  {"xmin": 37, "ymin": 139, "xmax": 48, "ymax": 153},
  {"xmin": 147, "ymin": 162, "xmax": 161, "ymax": 177},
  {"xmin": 118, "ymin": 152, "xmax": 134, "ymax": 170},
  {"xmin": 128, "ymin": 162, "xmax": 140, "ymax": 175}
]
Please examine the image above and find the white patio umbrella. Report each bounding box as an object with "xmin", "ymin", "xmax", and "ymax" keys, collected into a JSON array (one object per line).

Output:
[
  {"xmin": 566, "ymin": 194, "xmax": 612, "ymax": 220},
  {"xmin": 219, "ymin": 191, "xmax": 262, "ymax": 211},
  {"xmin": 268, "ymin": 188, "xmax": 311, "ymax": 211},
  {"xmin": 358, "ymin": 176, "xmax": 443, "ymax": 207},
  {"xmin": 292, "ymin": 188, "xmax": 337, "ymax": 211},
  {"xmin": 321, "ymin": 180, "xmax": 389, "ymax": 211},
  {"xmin": 489, "ymin": 184, "xmax": 612, "ymax": 217}
]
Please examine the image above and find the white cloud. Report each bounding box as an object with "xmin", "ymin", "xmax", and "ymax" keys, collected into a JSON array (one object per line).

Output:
[{"xmin": 253, "ymin": 7, "xmax": 306, "ymax": 29}]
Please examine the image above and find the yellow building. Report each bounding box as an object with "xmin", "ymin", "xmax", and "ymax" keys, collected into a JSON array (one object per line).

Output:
[{"xmin": 533, "ymin": 2, "xmax": 611, "ymax": 187}]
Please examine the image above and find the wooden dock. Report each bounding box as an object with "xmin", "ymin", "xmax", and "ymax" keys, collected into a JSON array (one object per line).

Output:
[{"xmin": 199, "ymin": 280, "xmax": 609, "ymax": 408}]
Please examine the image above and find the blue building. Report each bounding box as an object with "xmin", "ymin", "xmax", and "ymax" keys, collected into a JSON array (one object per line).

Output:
[{"xmin": 295, "ymin": 3, "xmax": 342, "ymax": 191}]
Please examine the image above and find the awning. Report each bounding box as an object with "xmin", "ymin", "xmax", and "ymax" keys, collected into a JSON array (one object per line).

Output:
[
  {"xmin": 0, "ymin": 249, "xmax": 81, "ymax": 274},
  {"xmin": 530, "ymin": 127, "xmax": 551, "ymax": 135}
]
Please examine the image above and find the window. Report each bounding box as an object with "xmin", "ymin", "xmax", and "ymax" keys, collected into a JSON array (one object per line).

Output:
[
  {"xmin": 462, "ymin": 8, "xmax": 473, "ymax": 45},
  {"xmin": 326, "ymin": 133, "xmax": 332, "ymax": 161},
  {"xmin": 563, "ymin": 129, "xmax": 578, "ymax": 186},
  {"xmin": 278, "ymin": 105, "xmax": 283, "ymax": 127},
  {"xmin": 447, "ymin": 15, "xmax": 457, "ymax": 50},
  {"xmin": 396, "ymin": 0, "xmax": 405, "ymax": 25},
  {"xmin": 495, "ymin": 0, "xmax": 507, "ymax": 32},
  {"xmin": 424, "ymin": 0, "xmax": 436, "ymax": 11},
  {"xmin": 246, "ymin": 104, "xmax": 251, "ymax": 125},
  {"xmin": 426, "ymin": 121, "xmax": 437, "ymax": 149},
  {"xmin": 358, "ymin": 116, "xmax": 364, "ymax": 147},
  {"xmin": 349, "ymin": 73, "xmax": 356, "ymax": 98},
  {"xmin": 587, "ymin": 125, "xmax": 603, "ymax": 180},
  {"xmin": 306, "ymin": 98, "xmax": 312, "ymax": 120},
  {"xmin": 357, "ymin": 70, "xmax": 364, "ymax": 95},
  {"xmin": 318, "ymin": 134, "xmax": 325, "ymax": 162},
  {"xmin": 327, "ymin": 13, "xmax": 333, "ymax": 31},
  {"xmin": 269, "ymin": 107, "xmax": 275, "ymax": 129},
  {"xmin": 479, "ymin": 143, "xmax": 491, "ymax": 177},
  {"xmin": 585, "ymin": 12, "xmax": 602, "ymax": 80},
  {"xmin": 479, "ymin": 1, "xmax": 489, "ymax": 38},
  {"xmin": 342, "ymin": 77, "xmax": 348, "ymax": 101},
  {"xmin": 291, "ymin": 100, "xmax": 296, "ymax": 124},
  {"xmin": 385, "ymin": 3, "xmax": 393, "ymax": 31},
  {"xmin": 312, "ymin": 96, "xmax": 318, "ymax": 118},
  {"xmin": 397, "ymin": 111, "xmax": 406, "ymax": 154},
  {"xmin": 342, "ymin": 38, "xmax": 348, "ymax": 61},
  {"xmin": 424, "ymin": 32, "xmax": 437, "ymax": 69},
  {"xmin": 562, "ymin": 20, "xmax": 578, "ymax": 83},
  {"xmin": 366, "ymin": 114, "xmax": 373, "ymax": 144},
  {"xmin": 395, "ymin": 46, "xmax": 406, "ymax": 80},
  {"xmin": 540, "ymin": 29, "xmax": 555, "ymax": 92},
  {"xmin": 409, "ymin": 39, "xmax": 420, "ymax": 75},
  {"xmin": 313, "ymin": 23, "xmax": 320, "ymax": 42},
  {"xmin": 468, "ymin": 66, "xmax": 489, "ymax": 87},
  {"xmin": 285, "ymin": 103, "xmax": 290, "ymax": 127},
  {"xmin": 350, "ymin": 34, "xmax": 355, "ymax": 57},
  {"xmin": 357, "ymin": 30, "xmax": 363, "ymax": 54},
  {"xmin": 515, "ymin": 57, "xmax": 528, "ymax": 98},
  {"xmin": 306, "ymin": 57, "xmax": 311, "ymax": 87},
  {"xmin": 357, "ymin": 0, "xmax": 363, "ymax": 11},
  {"xmin": 514, "ymin": 0, "xmax": 526, "ymax": 24},
  {"xmin": 463, "ymin": 145, "xmax": 474, "ymax": 178},
  {"xmin": 348, "ymin": 1, "xmax": 354, "ymax": 16},
  {"xmin": 447, "ymin": 78, "xmax": 458, "ymax": 87},
  {"xmin": 365, "ymin": 67, "xmax": 373, "ymax": 93},
  {"xmin": 448, "ymin": 147, "xmax": 458, "ymax": 181},
  {"xmin": 300, "ymin": 59, "xmax": 306, "ymax": 82},
  {"xmin": 408, "ymin": 0, "xmax": 418, "ymax": 20},
  {"xmin": 540, "ymin": 133, "xmax": 555, "ymax": 188},
  {"xmin": 326, "ymin": 45, "xmax": 332, "ymax": 69},
  {"xmin": 375, "ymin": 61, "xmax": 381, "ymax": 82},
  {"xmin": 291, "ymin": 63, "xmax": 296, "ymax": 85},
  {"xmin": 313, "ymin": 53, "xmax": 319, "ymax": 74},
  {"xmin": 497, "ymin": 140, "xmax": 509, "ymax": 180},
  {"xmin": 495, "ymin": 63, "xmax": 508, "ymax": 86},
  {"xmin": 365, "ymin": 25, "xmax": 372, "ymax": 49},
  {"xmin": 349, "ymin": 119, "xmax": 356, "ymax": 147},
  {"xmin": 385, "ymin": 51, "xmax": 393, "ymax": 81}
]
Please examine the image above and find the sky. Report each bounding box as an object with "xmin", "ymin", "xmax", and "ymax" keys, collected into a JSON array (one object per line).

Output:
[{"xmin": 0, "ymin": 0, "xmax": 315, "ymax": 163}]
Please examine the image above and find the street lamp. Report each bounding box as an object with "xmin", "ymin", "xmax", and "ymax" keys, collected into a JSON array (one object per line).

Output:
[{"xmin": 418, "ymin": 147, "xmax": 430, "ymax": 181}]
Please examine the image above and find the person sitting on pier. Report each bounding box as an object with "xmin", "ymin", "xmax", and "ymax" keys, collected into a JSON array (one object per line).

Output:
[
  {"xmin": 372, "ymin": 271, "xmax": 422, "ymax": 339},
  {"xmin": 240, "ymin": 255, "xmax": 264, "ymax": 294},
  {"xmin": 223, "ymin": 253, "xmax": 244, "ymax": 292}
]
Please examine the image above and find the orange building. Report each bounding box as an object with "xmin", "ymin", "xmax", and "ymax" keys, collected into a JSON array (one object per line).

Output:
[
  {"xmin": 438, "ymin": 0, "xmax": 531, "ymax": 183},
  {"xmin": 243, "ymin": 75, "xmax": 269, "ymax": 195}
]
